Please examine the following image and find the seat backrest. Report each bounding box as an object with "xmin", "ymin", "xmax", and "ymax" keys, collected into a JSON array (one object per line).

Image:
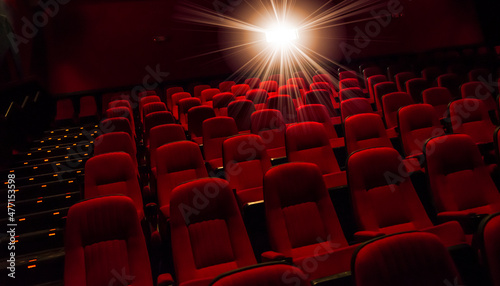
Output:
[
  {"xmin": 287, "ymin": 78, "xmax": 307, "ymax": 90},
  {"xmin": 231, "ymin": 84, "xmax": 250, "ymax": 97},
  {"xmin": 149, "ymin": 124, "xmax": 187, "ymax": 170},
  {"xmin": 108, "ymin": 99, "xmax": 132, "ymax": 110},
  {"xmin": 201, "ymin": 88, "xmax": 221, "ymax": 105},
  {"xmin": 178, "ymin": 97, "xmax": 202, "ymax": 124},
  {"xmin": 422, "ymin": 87, "xmax": 453, "ymax": 107},
  {"xmin": 395, "ymin": 72, "xmax": 416, "ymax": 92},
  {"xmin": 227, "ymin": 100, "xmax": 256, "ymax": 132},
  {"xmin": 449, "ymin": 98, "xmax": 494, "ymax": 138},
  {"xmin": 339, "ymin": 70, "xmax": 357, "ymax": 81},
  {"xmin": 339, "ymin": 78, "xmax": 360, "ymax": 90},
  {"xmin": 246, "ymin": 89, "xmax": 268, "ymax": 105},
  {"xmin": 339, "ymin": 87, "xmax": 364, "ymax": 101},
  {"xmin": 144, "ymin": 111, "xmax": 175, "ymax": 143},
  {"xmin": 166, "ymin": 86, "xmax": 184, "ymax": 109},
  {"xmin": 219, "ymin": 81, "xmax": 236, "ymax": 92},
  {"xmin": 468, "ymin": 68, "xmax": 491, "ymax": 82},
  {"xmin": 210, "ymin": 263, "xmax": 307, "ymax": 286},
  {"xmin": 461, "ymin": 81, "xmax": 495, "ymax": 104},
  {"xmin": 156, "ymin": 141, "xmax": 208, "ymax": 207},
  {"xmin": 244, "ymin": 78, "xmax": 261, "ymax": 89},
  {"xmin": 213, "ymin": 92, "xmax": 235, "ymax": 109},
  {"xmin": 352, "ymin": 232, "xmax": 461, "ymax": 286},
  {"xmin": 421, "ymin": 66, "xmax": 442, "ymax": 84},
  {"xmin": 139, "ymin": 95, "xmax": 161, "ymax": 118},
  {"xmin": 142, "ymin": 101, "xmax": 167, "ymax": 123},
  {"xmin": 341, "ymin": 98, "xmax": 373, "ymax": 122},
  {"xmin": 203, "ymin": 117, "xmax": 239, "ymax": 162},
  {"xmin": 264, "ymin": 162, "xmax": 348, "ymax": 255},
  {"xmin": 367, "ymin": 75, "xmax": 388, "ymax": 102},
  {"xmin": 304, "ymin": 90, "xmax": 337, "ymax": 117},
  {"xmin": 347, "ymin": 148, "xmax": 432, "ymax": 232},
  {"xmin": 424, "ymin": 134, "xmax": 500, "ymax": 213},
  {"xmin": 172, "ymin": 92, "xmax": 192, "ymax": 110},
  {"xmin": 79, "ymin": 96, "xmax": 97, "ymax": 117},
  {"xmin": 94, "ymin": 132, "xmax": 137, "ymax": 166},
  {"xmin": 398, "ymin": 104, "xmax": 443, "ymax": 157},
  {"xmin": 310, "ymin": 82, "xmax": 335, "ymax": 95},
  {"xmin": 313, "ymin": 74, "xmax": 335, "ymax": 86},
  {"xmin": 100, "ymin": 117, "xmax": 133, "ymax": 138},
  {"xmin": 373, "ymin": 82, "xmax": 398, "ymax": 112},
  {"xmin": 194, "ymin": 84, "xmax": 211, "ymax": 99},
  {"xmin": 223, "ymin": 134, "xmax": 271, "ymax": 193},
  {"xmin": 277, "ymin": 84, "xmax": 302, "ymax": 101},
  {"xmin": 102, "ymin": 92, "xmax": 129, "ymax": 115},
  {"xmin": 286, "ymin": 122, "xmax": 341, "ymax": 174},
  {"xmin": 382, "ymin": 92, "xmax": 414, "ymax": 129},
  {"xmin": 259, "ymin": 80, "xmax": 278, "ymax": 92},
  {"xmin": 64, "ymin": 196, "xmax": 152, "ymax": 286},
  {"xmin": 188, "ymin": 106, "xmax": 216, "ymax": 139},
  {"xmin": 84, "ymin": 153, "xmax": 143, "ymax": 218},
  {"xmin": 437, "ymin": 73, "xmax": 462, "ymax": 99},
  {"xmin": 267, "ymin": 74, "xmax": 284, "ymax": 85},
  {"xmin": 250, "ymin": 109, "xmax": 286, "ymax": 149},
  {"xmin": 267, "ymin": 95, "xmax": 297, "ymax": 123},
  {"xmin": 170, "ymin": 178, "xmax": 256, "ymax": 284},
  {"xmin": 478, "ymin": 212, "xmax": 500, "ymax": 286},
  {"xmin": 405, "ymin": 78, "xmax": 429, "ymax": 103},
  {"xmin": 297, "ymin": 104, "xmax": 338, "ymax": 139},
  {"xmin": 344, "ymin": 113, "xmax": 392, "ymax": 156}
]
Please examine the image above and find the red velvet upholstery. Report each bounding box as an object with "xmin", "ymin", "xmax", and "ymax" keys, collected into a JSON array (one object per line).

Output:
[
  {"xmin": 267, "ymin": 74, "xmax": 285, "ymax": 85},
  {"xmin": 297, "ymin": 104, "xmax": 339, "ymax": 141},
  {"xmin": 344, "ymin": 113, "xmax": 392, "ymax": 156},
  {"xmin": 267, "ymin": 95, "xmax": 297, "ymax": 124},
  {"xmin": 437, "ymin": 73, "xmax": 462, "ymax": 99},
  {"xmin": 367, "ymin": 75, "xmax": 387, "ymax": 104},
  {"xmin": 313, "ymin": 74, "xmax": 335, "ymax": 86},
  {"xmin": 286, "ymin": 122, "xmax": 346, "ymax": 189},
  {"xmin": 347, "ymin": 148, "xmax": 465, "ymax": 245},
  {"xmin": 94, "ymin": 132, "xmax": 137, "ymax": 167},
  {"xmin": 156, "ymin": 141, "xmax": 208, "ymax": 219},
  {"xmin": 422, "ymin": 87, "xmax": 453, "ymax": 119},
  {"xmin": 339, "ymin": 71, "xmax": 357, "ymax": 81},
  {"xmin": 139, "ymin": 95, "xmax": 161, "ymax": 122},
  {"xmin": 395, "ymin": 71, "xmax": 416, "ymax": 92},
  {"xmin": 201, "ymin": 88, "xmax": 221, "ymax": 108},
  {"xmin": 373, "ymin": 81, "xmax": 397, "ymax": 113},
  {"xmin": 144, "ymin": 111, "xmax": 175, "ymax": 147},
  {"xmin": 421, "ymin": 66, "xmax": 443, "ymax": 84},
  {"xmin": 310, "ymin": 82, "xmax": 336, "ymax": 97},
  {"xmin": 106, "ymin": 107, "xmax": 135, "ymax": 137},
  {"xmin": 382, "ymin": 92, "xmax": 414, "ymax": 129},
  {"xmin": 287, "ymin": 78, "xmax": 307, "ymax": 91},
  {"xmin": 102, "ymin": 92, "xmax": 129, "ymax": 115},
  {"xmin": 142, "ymin": 102, "xmax": 167, "ymax": 124},
  {"xmin": 202, "ymin": 117, "xmax": 238, "ymax": 169},
  {"xmin": 64, "ymin": 196, "xmax": 153, "ymax": 286},
  {"xmin": 425, "ymin": 134, "xmax": 500, "ymax": 220},
  {"xmin": 479, "ymin": 213, "xmax": 500, "ymax": 286},
  {"xmin": 84, "ymin": 153, "xmax": 144, "ymax": 220},
  {"xmin": 222, "ymin": 134, "xmax": 271, "ymax": 206},
  {"xmin": 277, "ymin": 84, "xmax": 303, "ymax": 106},
  {"xmin": 230, "ymin": 84, "xmax": 250, "ymax": 97},
  {"xmin": 341, "ymin": 98, "xmax": 373, "ymax": 122},
  {"xmin": 78, "ymin": 96, "xmax": 98, "ymax": 119},
  {"xmin": 172, "ymin": 92, "xmax": 192, "ymax": 120},
  {"xmin": 468, "ymin": 68, "xmax": 491, "ymax": 82},
  {"xmin": 461, "ymin": 81, "xmax": 497, "ymax": 114},
  {"xmin": 405, "ymin": 78, "xmax": 429, "ymax": 103},
  {"xmin": 244, "ymin": 78, "xmax": 261, "ymax": 89},
  {"xmin": 449, "ymin": 98, "xmax": 496, "ymax": 144},
  {"xmin": 178, "ymin": 97, "xmax": 202, "ymax": 129},
  {"xmin": 219, "ymin": 81, "xmax": 236, "ymax": 92},
  {"xmin": 149, "ymin": 124, "xmax": 187, "ymax": 176},
  {"xmin": 188, "ymin": 106, "xmax": 216, "ymax": 144},
  {"xmin": 194, "ymin": 85, "xmax": 211, "ymax": 99},
  {"xmin": 259, "ymin": 80, "xmax": 278, "ymax": 93},
  {"xmin": 100, "ymin": 117, "xmax": 133, "ymax": 139},
  {"xmin": 264, "ymin": 162, "xmax": 355, "ymax": 281},
  {"xmin": 339, "ymin": 87, "xmax": 365, "ymax": 102},
  {"xmin": 108, "ymin": 99, "xmax": 132, "ymax": 110},
  {"xmin": 398, "ymin": 104, "xmax": 444, "ymax": 157},
  {"xmin": 213, "ymin": 92, "xmax": 235, "ymax": 117},
  {"xmin": 362, "ymin": 66, "xmax": 382, "ymax": 88},
  {"xmin": 138, "ymin": 90, "xmax": 157, "ymax": 98},
  {"xmin": 166, "ymin": 86, "xmax": 184, "ymax": 110},
  {"xmin": 170, "ymin": 178, "xmax": 256, "ymax": 286},
  {"xmin": 250, "ymin": 109, "xmax": 286, "ymax": 158},
  {"xmin": 353, "ymin": 232, "xmax": 462, "ymax": 286},
  {"xmin": 304, "ymin": 90, "xmax": 337, "ymax": 117},
  {"xmin": 210, "ymin": 263, "xmax": 307, "ymax": 286},
  {"xmin": 339, "ymin": 78, "xmax": 360, "ymax": 90},
  {"xmin": 245, "ymin": 89, "xmax": 268, "ymax": 110},
  {"xmin": 227, "ymin": 100, "xmax": 255, "ymax": 132}
]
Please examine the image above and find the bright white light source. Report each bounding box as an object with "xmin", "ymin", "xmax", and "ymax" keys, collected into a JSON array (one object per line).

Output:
[{"xmin": 265, "ymin": 26, "xmax": 299, "ymax": 46}]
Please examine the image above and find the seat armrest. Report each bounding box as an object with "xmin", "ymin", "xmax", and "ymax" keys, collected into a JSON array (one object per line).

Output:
[
  {"xmin": 354, "ymin": 231, "xmax": 385, "ymax": 242},
  {"xmin": 157, "ymin": 273, "xmax": 174, "ymax": 286},
  {"xmin": 261, "ymin": 251, "xmax": 287, "ymax": 262}
]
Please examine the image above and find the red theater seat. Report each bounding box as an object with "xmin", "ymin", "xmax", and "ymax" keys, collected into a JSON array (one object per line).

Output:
[
  {"xmin": 156, "ymin": 141, "xmax": 207, "ymax": 220},
  {"xmin": 78, "ymin": 96, "xmax": 98, "ymax": 120},
  {"xmin": 188, "ymin": 106, "xmax": 216, "ymax": 145},
  {"xmin": 422, "ymin": 87, "xmax": 453, "ymax": 119},
  {"xmin": 347, "ymin": 147, "xmax": 465, "ymax": 245},
  {"xmin": 64, "ymin": 196, "xmax": 153, "ymax": 286},
  {"xmin": 339, "ymin": 70, "xmax": 357, "ymax": 81},
  {"xmin": 405, "ymin": 78, "xmax": 429, "ymax": 103},
  {"xmin": 100, "ymin": 117, "xmax": 133, "ymax": 139},
  {"xmin": 259, "ymin": 80, "xmax": 278, "ymax": 93},
  {"xmin": 424, "ymin": 134, "xmax": 500, "ymax": 222},
  {"xmin": 478, "ymin": 212, "xmax": 500, "ymax": 286},
  {"xmin": 373, "ymin": 81, "xmax": 398, "ymax": 114},
  {"xmin": 363, "ymin": 66, "xmax": 382, "ymax": 88},
  {"xmin": 382, "ymin": 92, "xmax": 414, "ymax": 130},
  {"xmin": 227, "ymin": 100, "xmax": 255, "ymax": 132},
  {"xmin": 144, "ymin": 111, "xmax": 175, "ymax": 147},
  {"xmin": 219, "ymin": 81, "xmax": 236, "ymax": 92},
  {"xmin": 263, "ymin": 162, "xmax": 356, "ymax": 281},
  {"xmin": 421, "ymin": 66, "xmax": 443, "ymax": 85},
  {"xmin": 250, "ymin": 109, "xmax": 287, "ymax": 159},
  {"xmin": 55, "ymin": 98, "xmax": 75, "ymax": 124},
  {"xmin": 313, "ymin": 73, "xmax": 335, "ymax": 86},
  {"xmin": 142, "ymin": 101, "xmax": 167, "ymax": 124},
  {"xmin": 286, "ymin": 122, "xmax": 346, "ymax": 189},
  {"xmin": 437, "ymin": 73, "xmax": 462, "ymax": 99},
  {"xmin": 287, "ymin": 78, "xmax": 308, "ymax": 91},
  {"xmin": 231, "ymin": 84, "xmax": 250, "ymax": 98},
  {"xmin": 201, "ymin": 88, "xmax": 220, "ymax": 108},
  {"xmin": 267, "ymin": 74, "xmax": 284, "ymax": 85},
  {"xmin": 178, "ymin": 97, "xmax": 202, "ymax": 129},
  {"xmin": 339, "ymin": 87, "xmax": 365, "ymax": 102},
  {"xmin": 449, "ymin": 98, "xmax": 496, "ymax": 144},
  {"xmin": 172, "ymin": 92, "xmax": 192, "ymax": 120},
  {"xmin": 344, "ymin": 113, "xmax": 392, "ymax": 156},
  {"xmin": 213, "ymin": 92, "xmax": 235, "ymax": 117},
  {"xmin": 94, "ymin": 132, "xmax": 137, "ymax": 167},
  {"xmin": 339, "ymin": 78, "xmax": 360, "ymax": 90},
  {"xmin": 297, "ymin": 104, "xmax": 341, "ymax": 148},
  {"xmin": 395, "ymin": 71, "xmax": 416, "ymax": 92},
  {"xmin": 398, "ymin": 104, "xmax": 444, "ymax": 158},
  {"xmin": 170, "ymin": 178, "xmax": 256, "ymax": 286},
  {"xmin": 267, "ymin": 95, "xmax": 297, "ymax": 124},
  {"xmin": 210, "ymin": 263, "xmax": 308, "ymax": 286},
  {"xmin": 166, "ymin": 86, "xmax": 184, "ymax": 110},
  {"xmin": 341, "ymin": 97, "xmax": 373, "ymax": 122},
  {"xmin": 304, "ymin": 90, "xmax": 338, "ymax": 120},
  {"xmin": 352, "ymin": 232, "xmax": 463, "ymax": 286},
  {"xmin": 277, "ymin": 84, "xmax": 303, "ymax": 107},
  {"xmin": 203, "ymin": 117, "xmax": 238, "ymax": 169},
  {"xmin": 139, "ymin": 95, "xmax": 161, "ymax": 121},
  {"xmin": 246, "ymin": 89, "xmax": 268, "ymax": 110},
  {"xmin": 245, "ymin": 77, "xmax": 261, "ymax": 89},
  {"xmin": 84, "ymin": 153, "xmax": 144, "ymax": 220},
  {"xmin": 194, "ymin": 84, "xmax": 211, "ymax": 99},
  {"xmin": 367, "ymin": 74, "xmax": 387, "ymax": 104},
  {"xmin": 223, "ymin": 134, "xmax": 271, "ymax": 207},
  {"xmin": 461, "ymin": 81, "xmax": 497, "ymax": 116},
  {"xmin": 468, "ymin": 68, "xmax": 491, "ymax": 82},
  {"xmin": 310, "ymin": 82, "xmax": 336, "ymax": 97},
  {"xmin": 149, "ymin": 124, "xmax": 186, "ymax": 177}
]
